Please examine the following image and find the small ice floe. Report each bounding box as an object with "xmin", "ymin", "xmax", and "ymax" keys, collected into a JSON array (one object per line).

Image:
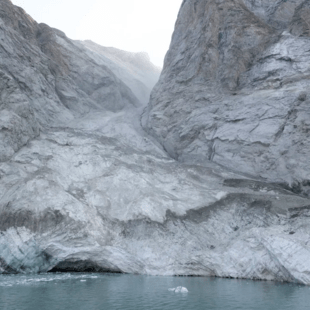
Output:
[
  {"xmin": 80, "ymin": 280, "xmax": 86, "ymax": 282},
  {"xmin": 168, "ymin": 286, "xmax": 188, "ymax": 293}
]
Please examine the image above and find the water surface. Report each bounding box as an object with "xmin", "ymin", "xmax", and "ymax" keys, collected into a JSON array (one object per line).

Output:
[{"xmin": 0, "ymin": 273, "xmax": 309, "ymax": 310}]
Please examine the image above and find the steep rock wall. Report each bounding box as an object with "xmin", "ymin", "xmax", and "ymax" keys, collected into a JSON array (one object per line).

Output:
[
  {"xmin": 144, "ymin": 0, "xmax": 310, "ymax": 190},
  {"xmin": 1, "ymin": 0, "xmax": 310, "ymax": 285}
]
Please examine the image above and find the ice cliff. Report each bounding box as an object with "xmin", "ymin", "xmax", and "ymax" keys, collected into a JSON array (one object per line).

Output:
[{"xmin": 1, "ymin": 0, "xmax": 310, "ymax": 285}]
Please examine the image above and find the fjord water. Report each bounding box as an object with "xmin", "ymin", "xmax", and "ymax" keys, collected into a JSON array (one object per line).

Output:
[{"xmin": 0, "ymin": 274, "xmax": 309, "ymax": 310}]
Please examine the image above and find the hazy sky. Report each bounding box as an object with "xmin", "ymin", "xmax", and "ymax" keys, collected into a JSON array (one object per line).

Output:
[{"xmin": 11, "ymin": 0, "xmax": 182, "ymax": 67}]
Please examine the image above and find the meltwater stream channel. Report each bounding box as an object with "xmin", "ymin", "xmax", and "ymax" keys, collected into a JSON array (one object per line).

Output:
[{"xmin": 0, "ymin": 273, "xmax": 309, "ymax": 310}]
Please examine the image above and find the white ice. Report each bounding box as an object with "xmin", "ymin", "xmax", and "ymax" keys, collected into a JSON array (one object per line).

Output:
[{"xmin": 168, "ymin": 286, "xmax": 188, "ymax": 293}]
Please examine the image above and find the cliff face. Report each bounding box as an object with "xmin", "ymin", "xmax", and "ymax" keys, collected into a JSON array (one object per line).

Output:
[
  {"xmin": 2, "ymin": 0, "xmax": 310, "ymax": 285},
  {"xmin": 144, "ymin": 0, "xmax": 310, "ymax": 190},
  {"xmin": 0, "ymin": 0, "xmax": 152, "ymax": 163}
]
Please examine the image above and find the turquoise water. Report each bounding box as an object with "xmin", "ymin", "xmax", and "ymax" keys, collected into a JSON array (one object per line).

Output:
[{"xmin": 0, "ymin": 273, "xmax": 309, "ymax": 310}]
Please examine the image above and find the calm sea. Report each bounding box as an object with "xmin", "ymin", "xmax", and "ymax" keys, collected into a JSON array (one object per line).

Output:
[{"xmin": 0, "ymin": 273, "xmax": 309, "ymax": 310}]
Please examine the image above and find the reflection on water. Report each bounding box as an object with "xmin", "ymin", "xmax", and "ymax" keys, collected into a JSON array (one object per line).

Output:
[{"xmin": 0, "ymin": 273, "xmax": 309, "ymax": 310}]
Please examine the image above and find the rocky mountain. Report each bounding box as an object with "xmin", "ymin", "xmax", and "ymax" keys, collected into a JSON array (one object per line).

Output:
[
  {"xmin": 0, "ymin": 0, "xmax": 159, "ymax": 164},
  {"xmin": 144, "ymin": 0, "xmax": 310, "ymax": 191},
  {"xmin": 79, "ymin": 40, "xmax": 161, "ymax": 105},
  {"xmin": 1, "ymin": 0, "xmax": 310, "ymax": 285}
]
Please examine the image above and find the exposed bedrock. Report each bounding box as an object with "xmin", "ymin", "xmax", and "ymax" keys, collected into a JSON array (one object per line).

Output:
[
  {"xmin": 144, "ymin": 0, "xmax": 310, "ymax": 189},
  {"xmin": 0, "ymin": 0, "xmax": 158, "ymax": 163},
  {"xmin": 1, "ymin": 0, "xmax": 310, "ymax": 285}
]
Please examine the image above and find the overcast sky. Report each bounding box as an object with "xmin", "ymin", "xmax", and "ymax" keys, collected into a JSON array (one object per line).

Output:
[{"xmin": 11, "ymin": 0, "xmax": 182, "ymax": 67}]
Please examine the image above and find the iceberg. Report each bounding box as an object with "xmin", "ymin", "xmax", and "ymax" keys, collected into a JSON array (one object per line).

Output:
[{"xmin": 169, "ymin": 286, "xmax": 188, "ymax": 293}]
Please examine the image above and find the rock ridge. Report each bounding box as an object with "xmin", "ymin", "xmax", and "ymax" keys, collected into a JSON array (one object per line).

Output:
[
  {"xmin": 0, "ymin": 0, "xmax": 155, "ymax": 162},
  {"xmin": 79, "ymin": 40, "xmax": 161, "ymax": 104}
]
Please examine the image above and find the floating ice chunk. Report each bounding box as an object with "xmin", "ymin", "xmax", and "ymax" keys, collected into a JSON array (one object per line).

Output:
[
  {"xmin": 80, "ymin": 280, "xmax": 86, "ymax": 282},
  {"xmin": 176, "ymin": 286, "xmax": 188, "ymax": 293},
  {"xmin": 169, "ymin": 286, "xmax": 188, "ymax": 293}
]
